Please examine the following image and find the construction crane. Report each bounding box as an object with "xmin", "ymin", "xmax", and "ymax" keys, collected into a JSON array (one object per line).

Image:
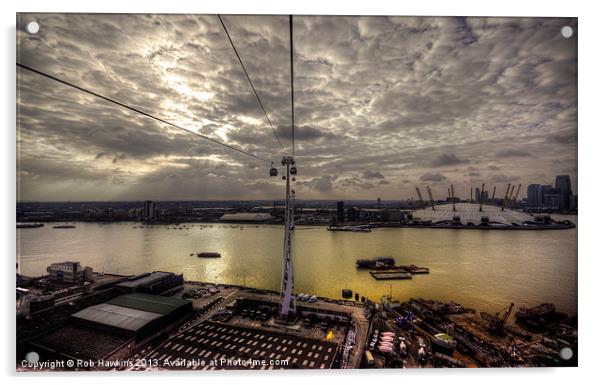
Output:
[
  {"xmin": 415, "ymin": 187, "xmax": 425, "ymax": 207},
  {"xmin": 426, "ymin": 185, "xmax": 435, "ymax": 210},
  {"xmin": 451, "ymin": 184, "xmax": 456, "ymax": 211},
  {"xmin": 480, "ymin": 303, "xmax": 515, "ymax": 335},
  {"xmin": 512, "ymin": 184, "xmax": 522, "ymax": 209},
  {"xmin": 501, "ymin": 183, "xmax": 511, "ymax": 211},
  {"xmin": 491, "ymin": 185, "xmax": 496, "ymax": 205},
  {"xmin": 479, "ymin": 183, "xmax": 485, "ymax": 212}
]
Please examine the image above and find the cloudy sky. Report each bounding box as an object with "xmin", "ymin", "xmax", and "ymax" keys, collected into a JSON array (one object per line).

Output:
[{"xmin": 17, "ymin": 14, "xmax": 577, "ymax": 201}]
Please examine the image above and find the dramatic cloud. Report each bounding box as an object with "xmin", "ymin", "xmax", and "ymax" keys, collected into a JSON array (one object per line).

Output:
[
  {"xmin": 362, "ymin": 170, "xmax": 385, "ymax": 179},
  {"xmin": 430, "ymin": 153, "xmax": 470, "ymax": 167},
  {"xmin": 16, "ymin": 14, "xmax": 577, "ymax": 200},
  {"xmin": 420, "ymin": 173, "xmax": 447, "ymax": 182}
]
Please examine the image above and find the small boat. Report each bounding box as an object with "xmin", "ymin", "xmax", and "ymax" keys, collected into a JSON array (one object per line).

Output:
[
  {"xmin": 515, "ymin": 303, "xmax": 555, "ymax": 320},
  {"xmin": 53, "ymin": 225, "xmax": 76, "ymax": 229},
  {"xmin": 432, "ymin": 333, "xmax": 457, "ymax": 350},
  {"xmin": 356, "ymin": 257, "xmax": 395, "ymax": 269},
  {"xmin": 17, "ymin": 223, "xmax": 44, "ymax": 228},
  {"xmin": 196, "ymin": 252, "xmax": 221, "ymax": 258},
  {"xmin": 327, "ymin": 225, "xmax": 371, "ymax": 232}
]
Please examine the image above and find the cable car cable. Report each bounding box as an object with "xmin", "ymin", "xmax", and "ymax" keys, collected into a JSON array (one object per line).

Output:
[
  {"xmin": 217, "ymin": 15, "xmax": 286, "ymax": 153},
  {"xmin": 289, "ymin": 15, "xmax": 295, "ymax": 158}
]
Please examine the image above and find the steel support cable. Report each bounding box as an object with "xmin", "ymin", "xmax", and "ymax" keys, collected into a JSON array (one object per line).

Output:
[
  {"xmin": 217, "ymin": 15, "xmax": 286, "ymax": 153},
  {"xmin": 289, "ymin": 15, "xmax": 295, "ymax": 157}
]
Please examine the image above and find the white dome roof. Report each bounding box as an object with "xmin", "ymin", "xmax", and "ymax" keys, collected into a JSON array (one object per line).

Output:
[{"xmin": 411, "ymin": 202, "xmax": 534, "ymax": 226}]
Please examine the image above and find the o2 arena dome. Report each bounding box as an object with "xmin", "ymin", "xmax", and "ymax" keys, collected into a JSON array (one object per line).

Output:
[{"xmin": 411, "ymin": 202, "xmax": 537, "ymax": 227}]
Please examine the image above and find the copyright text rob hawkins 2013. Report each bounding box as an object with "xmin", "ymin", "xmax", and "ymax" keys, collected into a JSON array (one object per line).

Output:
[{"xmin": 21, "ymin": 357, "xmax": 290, "ymax": 370}]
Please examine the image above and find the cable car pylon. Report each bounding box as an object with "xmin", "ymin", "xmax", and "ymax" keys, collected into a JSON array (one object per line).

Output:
[{"xmin": 276, "ymin": 15, "xmax": 297, "ymax": 322}]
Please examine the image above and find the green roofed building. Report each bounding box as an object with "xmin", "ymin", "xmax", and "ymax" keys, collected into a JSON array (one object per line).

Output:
[
  {"xmin": 32, "ymin": 291, "xmax": 193, "ymax": 362},
  {"xmin": 70, "ymin": 293, "xmax": 192, "ymax": 338},
  {"xmin": 107, "ymin": 293, "xmax": 190, "ymax": 315}
]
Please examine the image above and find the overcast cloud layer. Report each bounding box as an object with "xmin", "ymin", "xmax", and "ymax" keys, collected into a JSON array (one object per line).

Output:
[{"xmin": 16, "ymin": 14, "xmax": 577, "ymax": 201}]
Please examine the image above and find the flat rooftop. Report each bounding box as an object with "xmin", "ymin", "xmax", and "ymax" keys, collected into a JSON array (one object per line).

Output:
[
  {"xmin": 72, "ymin": 303, "xmax": 162, "ymax": 332},
  {"xmin": 115, "ymin": 271, "xmax": 174, "ymax": 288},
  {"xmin": 107, "ymin": 293, "xmax": 191, "ymax": 315},
  {"xmin": 33, "ymin": 323, "xmax": 132, "ymax": 361}
]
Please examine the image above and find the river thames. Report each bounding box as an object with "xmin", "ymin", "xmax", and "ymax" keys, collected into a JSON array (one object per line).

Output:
[{"xmin": 16, "ymin": 218, "xmax": 577, "ymax": 316}]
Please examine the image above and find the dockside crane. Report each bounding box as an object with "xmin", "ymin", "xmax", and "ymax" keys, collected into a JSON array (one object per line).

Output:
[
  {"xmin": 426, "ymin": 185, "xmax": 435, "ymax": 210},
  {"xmin": 481, "ymin": 303, "xmax": 515, "ymax": 335},
  {"xmin": 479, "ymin": 183, "xmax": 485, "ymax": 212},
  {"xmin": 451, "ymin": 184, "xmax": 456, "ymax": 211},
  {"xmin": 501, "ymin": 183, "xmax": 511, "ymax": 211}
]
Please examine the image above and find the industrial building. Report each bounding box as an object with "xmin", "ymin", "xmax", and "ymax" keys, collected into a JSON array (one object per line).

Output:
[
  {"xmin": 71, "ymin": 294, "xmax": 192, "ymax": 337},
  {"xmin": 47, "ymin": 261, "xmax": 93, "ymax": 283},
  {"xmin": 31, "ymin": 293, "xmax": 192, "ymax": 362},
  {"xmin": 115, "ymin": 271, "xmax": 184, "ymax": 295}
]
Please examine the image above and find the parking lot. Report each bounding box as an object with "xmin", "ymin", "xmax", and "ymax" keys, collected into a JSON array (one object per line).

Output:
[{"xmin": 147, "ymin": 320, "xmax": 339, "ymax": 369}]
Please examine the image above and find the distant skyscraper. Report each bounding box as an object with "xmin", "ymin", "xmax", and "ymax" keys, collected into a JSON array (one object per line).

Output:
[
  {"xmin": 348, "ymin": 207, "xmax": 360, "ymax": 222},
  {"xmin": 527, "ymin": 184, "xmax": 542, "ymax": 207},
  {"xmin": 554, "ymin": 175, "xmax": 573, "ymax": 210},
  {"xmin": 541, "ymin": 185, "xmax": 561, "ymax": 209},
  {"xmin": 336, "ymin": 201, "xmax": 345, "ymax": 222},
  {"xmin": 143, "ymin": 200, "xmax": 157, "ymax": 220},
  {"xmin": 481, "ymin": 191, "xmax": 489, "ymax": 202},
  {"xmin": 474, "ymin": 187, "xmax": 481, "ymax": 202}
]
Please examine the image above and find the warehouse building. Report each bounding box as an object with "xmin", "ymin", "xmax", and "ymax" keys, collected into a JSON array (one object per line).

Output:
[
  {"xmin": 115, "ymin": 271, "xmax": 184, "ymax": 295},
  {"xmin": 31, "ymin": 293, "xmax": 192, "ymax": 362},
  {"xmin": 71, "ymin": 293, "xmax": 192, "ymax": 338}
]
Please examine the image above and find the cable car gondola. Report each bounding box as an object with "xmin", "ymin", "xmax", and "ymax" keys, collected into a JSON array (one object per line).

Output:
[
  {"xmin": 269, "ymin": 163, "xmax": 278, "ymax": 177},
  {"xmin": 290, "ymin": 166, "xmax": 297, "ymax": 175}
]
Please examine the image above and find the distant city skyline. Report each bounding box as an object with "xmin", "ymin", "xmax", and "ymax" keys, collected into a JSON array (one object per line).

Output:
[{"xmin": 17, "ymin": 14, "xmax": 577, "ymax": 201}]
